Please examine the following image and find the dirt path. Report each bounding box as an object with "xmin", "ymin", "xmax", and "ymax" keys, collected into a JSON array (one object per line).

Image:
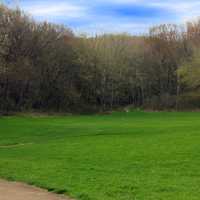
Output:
[{"xmin": 0, "ymin": 180, "xmax": 73, "ymax": 200}]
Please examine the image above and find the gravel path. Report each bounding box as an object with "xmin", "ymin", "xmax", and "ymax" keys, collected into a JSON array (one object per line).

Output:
[{"xmin": 0, "ymin": 180, "xmax": 73, "ymax": 200}]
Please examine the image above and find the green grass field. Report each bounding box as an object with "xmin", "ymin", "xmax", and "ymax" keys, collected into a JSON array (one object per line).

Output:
[{"xmin": 0, "ymin": 111, "xmax": 200, "ymax": 200}]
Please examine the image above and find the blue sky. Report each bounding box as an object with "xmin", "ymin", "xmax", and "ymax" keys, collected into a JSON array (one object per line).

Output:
[{"xmin": 3, "ymin": 0, "xmax": 200, "ymax": 35}]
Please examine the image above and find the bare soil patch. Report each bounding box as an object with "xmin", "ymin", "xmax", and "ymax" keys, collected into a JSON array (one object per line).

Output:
[{"xmin": 0, "ymin": 180, "xmax": 73, "ymax": 200}]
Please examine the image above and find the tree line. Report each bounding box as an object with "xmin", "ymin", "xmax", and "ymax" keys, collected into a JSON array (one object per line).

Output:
[{"xmin": 0, "ymin": 5, "xmax": 200, "ymax": 113}]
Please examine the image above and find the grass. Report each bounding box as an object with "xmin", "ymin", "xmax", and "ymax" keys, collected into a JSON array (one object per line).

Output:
[{"xmin": 0, "ymin": 111, "xmax": 200, "ymax": 200}]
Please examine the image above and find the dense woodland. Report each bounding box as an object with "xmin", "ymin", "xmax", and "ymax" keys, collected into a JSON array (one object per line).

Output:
[{"xmin": 1, "ymin": 5, "xmax": 200, "ymax": 113}]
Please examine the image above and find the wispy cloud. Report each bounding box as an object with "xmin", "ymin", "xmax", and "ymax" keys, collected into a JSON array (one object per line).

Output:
[
  {"xmin": 5, "ymin": 0, "xmax": 200, "ymax": 35},
  {"xmin": 21, "ymin": 1, "xmax": 87, "ymax": 19},
  {"xmin": 149, "ymin": 1, "xmax": 200, "ymax": 21}
]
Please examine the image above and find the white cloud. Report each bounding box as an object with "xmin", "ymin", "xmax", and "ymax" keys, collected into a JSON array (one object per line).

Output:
[
  {"xmin": 150, "ymin": 1, "xmax": 200, "ymax": 13},
  {"xmin": 22, "ymin": 1, "xmax": 87, "ymax": 19},
  {"xmin": 99, "ymin": 0, "xmax": 143, "ymax": 3},
  {"xmin": 17, "ymin": 0, "xmax": 200, "ymax": 35},
  {"xmin": 90, "ymin": 0, "xmax": 200, "ymax": 23}
]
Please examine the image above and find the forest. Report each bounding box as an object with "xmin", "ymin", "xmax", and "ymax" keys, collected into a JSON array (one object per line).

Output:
[{"xmin": 0, "ymin": 5, "xmax": 200, "ymax": 113}]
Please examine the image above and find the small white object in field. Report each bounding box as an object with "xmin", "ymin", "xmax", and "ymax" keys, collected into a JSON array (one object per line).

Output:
[{"xmin": 125, "ymin": 108, "xmax": 130, "ymax": 113}]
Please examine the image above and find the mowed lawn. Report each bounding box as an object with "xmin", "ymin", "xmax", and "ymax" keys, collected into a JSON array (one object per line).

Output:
[{"xmin": 0, "ymin": 112, "xmax": 200, "ymax": 200}]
